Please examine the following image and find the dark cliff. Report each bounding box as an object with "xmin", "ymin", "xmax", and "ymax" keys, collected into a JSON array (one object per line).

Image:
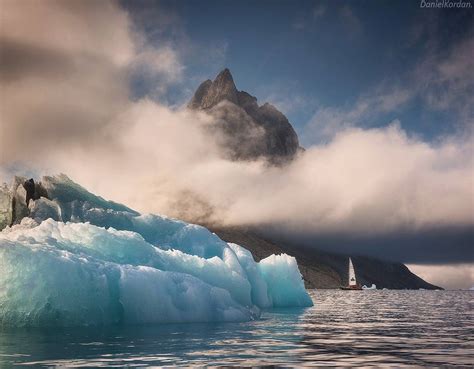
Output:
[{"xmin": 211, "ymin": 226, "xmax": 442, "ymax": 290}]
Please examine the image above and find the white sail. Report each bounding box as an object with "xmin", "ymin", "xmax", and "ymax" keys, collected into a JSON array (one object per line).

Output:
[{"xmin": 348, "ymin": 257, "xmax": 357, "ymax": 286}]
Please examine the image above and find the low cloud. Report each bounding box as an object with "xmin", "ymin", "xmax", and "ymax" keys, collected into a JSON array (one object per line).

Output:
[
  {"xmin": 21, "ymin": 111, "xmax": 474, "ymax": 241},
  {"xmin": 134, "ymin": 46, "xmax": 184, "ymax": 84},
  {"xmin": 0, "ymin": 0, "xmax": 186, "ymax": 162},
  {"xmin": 304, "ymin": 87, "xmax": 412, "ymax": 143},
  {"xmin": 407, "ymin": 263, "xmax": 474, "ymax": 290}
]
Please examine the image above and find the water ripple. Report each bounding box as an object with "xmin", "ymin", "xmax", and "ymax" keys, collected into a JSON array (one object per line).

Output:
[{"xmin": 0, "ymin": 290, "xmax": 472, "ymax": 367}]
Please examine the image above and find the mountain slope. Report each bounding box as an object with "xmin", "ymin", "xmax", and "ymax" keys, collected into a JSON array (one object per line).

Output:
[{"xmin": 211, "ymin": 226, "xmax": 442, "ymax": 290}]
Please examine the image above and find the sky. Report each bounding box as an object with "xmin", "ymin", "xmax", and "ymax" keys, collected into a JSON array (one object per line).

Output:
[
  {"xmin": 123, "ymin": 0, "xmax": 474, "ymax": 144},
  {"xmin": 0, "ymin": 0, "xmax": 473, "ymax": 289}
]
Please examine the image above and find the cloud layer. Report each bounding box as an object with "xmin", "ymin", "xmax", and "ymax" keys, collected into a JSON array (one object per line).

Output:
[
  {"xmin": 407, "ymin": 264, "xmax": 474, "ymax": 290},
  {"xmin": 1, "ymin": 1, "xmax": 472, "ymax": 272}
]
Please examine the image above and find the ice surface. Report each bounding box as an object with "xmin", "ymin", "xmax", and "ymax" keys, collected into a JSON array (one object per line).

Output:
[
  {"xmin": 259, "ymin": 254, "xmax": 314, "ymax": 307},
  {"xmin": 0, "ymin": 175, "xmax": 312, "ymax": 327}
]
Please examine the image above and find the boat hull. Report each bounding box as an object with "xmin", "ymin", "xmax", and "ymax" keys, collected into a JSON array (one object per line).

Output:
[{"xmin": 340, "ymin": 286, "xmax": 362, "ymax": 290}]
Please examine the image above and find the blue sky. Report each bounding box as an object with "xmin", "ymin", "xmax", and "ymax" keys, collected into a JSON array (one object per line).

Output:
[{"xmin": 124, "ymin": 0, "xmax": 473, "ymax": 146}]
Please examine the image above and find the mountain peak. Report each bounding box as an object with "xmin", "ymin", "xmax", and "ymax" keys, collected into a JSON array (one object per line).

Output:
[
  {"xmin": 215, "ymin": 68, "xmax": 234, "ymax": 84},
  {"xmin": 188, "ymin": 69, "xmax": 301, "ymax": 163},
  {"xmin": 188, "ymin": 68, "xmax": 238, "ymax": 109}
]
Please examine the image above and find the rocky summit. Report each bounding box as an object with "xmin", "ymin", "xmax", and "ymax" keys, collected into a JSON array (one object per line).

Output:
[{"xmin": 188, "ymin": 69, "xmax": 301, "ymax": 163}]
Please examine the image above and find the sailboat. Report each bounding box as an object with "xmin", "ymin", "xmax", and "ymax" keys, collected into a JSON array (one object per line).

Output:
[{"xmin": 340, "ymin": 257, "xmax": 362, "ymax": 290}]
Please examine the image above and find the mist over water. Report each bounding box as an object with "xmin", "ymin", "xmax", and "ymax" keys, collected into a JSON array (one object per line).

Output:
[{"xmin": 1, "ymin": 290, "xmax": 472, "ymax": 367}]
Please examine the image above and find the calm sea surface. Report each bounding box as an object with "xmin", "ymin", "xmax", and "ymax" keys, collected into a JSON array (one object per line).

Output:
[{"xmin": 0, "ymin": 290, "xmax": 472, "ymax": 367}]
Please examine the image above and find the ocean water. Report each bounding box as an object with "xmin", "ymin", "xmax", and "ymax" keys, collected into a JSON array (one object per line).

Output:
[{"xmin": 0, "ymin": 290, "xmax": 472, "ymax": 367}]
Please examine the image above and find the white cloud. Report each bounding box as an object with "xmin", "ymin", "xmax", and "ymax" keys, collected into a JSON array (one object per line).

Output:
[
  {"xmin": 42, "ymin": 117, "xmax": 473, "ymax": 239},
  {"xmin": 304, "ymin": 87, "xmax": 412, "ymax": 143},
  {"xmin": 1, "ymin": 0, "xmax": 135, "ymax": 67},
  {"xmin": 134, "ymin": 46, "xmax": 184, "ymax": 83},
  {"xmin": 416, "ymin": 34, "xmax": 474, "ymax": 125},
  {"xmin": 132, "ymin": 45, "xmax": 185, "ymax": 98},
  {"xmin": 0, "ymin": 0, "xmax": 186, "ymax": 163},
  {"xmin": 262, "ymin": 91, "xmax": 310, "ymax": 116},
  {"xmin": 407, "ymin": 263, "xmax": 474, "ymax": 290}
]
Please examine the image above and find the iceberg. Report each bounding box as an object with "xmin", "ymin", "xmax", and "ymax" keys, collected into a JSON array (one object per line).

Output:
[{"xmin": 0, "ymin": 175, "xmax": 312, "ymax": 327}]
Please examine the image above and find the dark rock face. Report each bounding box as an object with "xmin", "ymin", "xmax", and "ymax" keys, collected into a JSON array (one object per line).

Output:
[
  {"xmin": 0, "ymin": 176, "xmax": 51, "ymax": 228},
  {"xmin": 211, "ymin": 226, "xmax": 442, "ymax": 290},
  {"xmin": 23, "ymin": 178, "xmax": 48, "ymax": 206},
  {"xmin": 189, "ymin": 69, "xmax": 239, "ymax": 109},
  {"xmin": 0, "ymin": 174, "xmax": 139, "ymax": 232},
  {"xmin": 23, "ymin": 178, "xmax": 35, "ymax": 206},
  {"xmin": 188, "ymin": 69, "xmax": 301, "ymax": 163},
  {"xmin": 0, "ymin": 184, "xmax": 13, "ymax": 229}
]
